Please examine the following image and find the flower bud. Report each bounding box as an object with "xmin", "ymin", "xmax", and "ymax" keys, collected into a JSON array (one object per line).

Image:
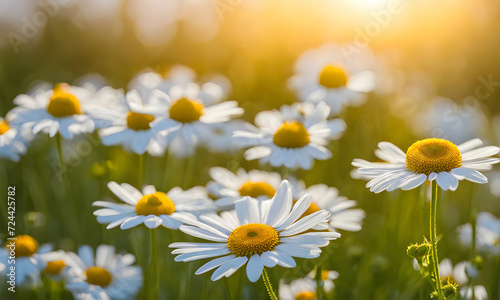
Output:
[
  {"xmin": 441, "ymin": 283, "xmax": 458, "ymax": 299},
  {"xmin": 407, "ymin": 243, "xmax": 431, "ymax": 259}
]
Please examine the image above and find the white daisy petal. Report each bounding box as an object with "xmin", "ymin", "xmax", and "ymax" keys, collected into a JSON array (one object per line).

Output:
[
  {"xmin": 450, "ymin": 168, "xmax": 488, "ymax": 184},
  {"xmin": 270, "ymin": 250, "xmax": 296, "ymax": 268},
  {"xmin": 462, "ymin": 146, "xmax": 500, "ymax": 161},
  {"xmin": 428, "ymin": 172, "xmax": 438, "ymax": 181},
  {"xmin": 261, "ymin": 252, "xmax": 278, "ymax": 268},
  {"xmin": 179, "ymin": 225, "xmax": 228, "ymax": 242},
  {"xmin": 274, "ymin": 194, "xmax": 312, "ymax": 231},
  {"xmin": 120, "ymin": 215, "xmax": 147, "ymax": 229},
  {"xmin": 280, "ymin": 210, "xmax": 330, "ymax": 236},
  {"xmin": 144, "ymin": 215, "xmax": 162, "ymax": 229},
  {"xmin": 246, "ymin": 254, "xmax": 264, "ymax": 282},
  {"xmin": 174, "ymin": 248, "xmax": 230, "ymax": 262},
  {"xmin": 400, "ymin": 174, "xmax": 427, "ymax": 190},
  {"xmin": 436, "ymin": 172, "xmax": 459, "ymax": 191},
  {"xmin": 235, "ymin": 197, "xmax": 260, "ymax": 224},
  {"xmin": 108, "ymin": 182, "xmax": 139, "ymax": 205},
  {"xmin": 266, "ymin": 180, "xmax": 292, "ymax": 227},
  {"xmin": 211, "ymin": 257, "xmax": 248, "ymax": 281},
  {"xmin": 457, "ymin": 138, "xmax": 483, "ymax": 152},
  {"xmin": 195, "ymin": 255, "xmax": 236, "ymax": 275}
]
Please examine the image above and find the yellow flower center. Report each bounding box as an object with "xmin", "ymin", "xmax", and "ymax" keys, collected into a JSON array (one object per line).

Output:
[
  {"xmin": 126, "ymin": 111, "xmax": 155, "ymax": 131},
  {"xmin": 295, "ymin": 291, "xmax": 316, "ymax": 300},
  {"xmin": 135, "ymin": 192, "xmax": 175, "ymax": 216},
  {"xmin": 46, "ymin": 83, "xmax": 82, "ymax": 118},
  {"xmin": 227, "ymin": 223, "xmax": 279, "ymax": 257},
  {"xmin": 321, "ymin": 270, "xmax": 330, "ymax": 281},
  {"xmin": 273, "ymin": 121, "xmax": 310, "ymax": 148},
  {"xmin": 169, "ymin": 98, "xmax": 204, "ymax": 123},
  {"xmin": 85, "ymin": 266, "xmax": 112, "ymax": 287},
  {"xmin": 5, "ymin": 235, "xmax": 38, "ymax": 257},
  {"xmin": 44, "ymin": 260, "xmax": 66, "ymax": 275},
  {"xmin": 318, "ymin": 65, "xmax": 348, "ymax": 89},
  {"xmin": 406, "ymin": 138, "xmax": 462, "ymax": 175},
  {"xmin": 238, "ymin": 182, "xmax": 276, "ymax": 198},
  {"xmin": 0, "ymin": 120, "xmax": 10, "ymax": 135}
]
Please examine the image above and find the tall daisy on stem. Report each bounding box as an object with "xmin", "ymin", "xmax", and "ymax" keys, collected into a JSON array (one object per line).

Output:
[
  {"xmin": 233, "ymin": 102, "xmax": 346, "ymax": 170},
  {"xmin": 169, "ymin": 180, "xmax": 340, "ymax": 299},
  {"xmin": 353, "ymin": 138, "xmax": 500, "ymax": 299}
]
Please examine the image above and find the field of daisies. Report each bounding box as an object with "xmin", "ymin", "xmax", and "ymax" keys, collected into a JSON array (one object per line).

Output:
[{"xmin": 1, "ymin": 1, "xmax": 500, "ymax": 300}]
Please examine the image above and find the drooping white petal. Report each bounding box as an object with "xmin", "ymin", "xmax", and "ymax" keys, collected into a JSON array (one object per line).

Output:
[{"xmin": 246, "ymin": 254, "xmax": 264, "ymax": 282}]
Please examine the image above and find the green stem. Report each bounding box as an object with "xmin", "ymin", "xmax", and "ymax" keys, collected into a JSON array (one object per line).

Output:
[
  {"xmin": 162, "ymin": 149, "xmax": 170, "ymax": 190},
  {"xmin": 55, "ymin": 134, "xmax": 79, "ymax": 241},
  {"xmin": 149, "ymin": 229, "xmax": 159, "ymax": 300},
  {"xmin": 183, "ymin": 156, "xmax": 196, "ymax": 189},
  {"xmin": 262, "ymin": 268, "xmax": 278, "ymax": 300},
  {"xmin": 430, "ymin": 181, "xmax": 444, "ymax": 300},
  {"xmin": 139, "ymin": 154, "xmax": 144, "ymax": 187},
  {"xmin": 56, "ymin": 134, "xmax": 71, "ymax": 193},
  {"xmin": 315, "ymin": 264, "xmax": 324, "ymax": 300}
]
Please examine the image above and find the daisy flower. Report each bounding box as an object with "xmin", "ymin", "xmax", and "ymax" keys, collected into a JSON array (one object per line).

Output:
[
  {"xmin": 7, "ymin": 82, "xmax": 119, "ymax": 139},
  {"xmin": 129, "ymin": 82, "xmax": 243, "ymax": 157},
  {"xmin": 206, "ymin": 167, "xmax": 282, "ymax": 208},
  {"xmin": 40, "ymin": 250, "xmax": 69, "ymax": 281},
  {"xmin": 352, "ymin": 138, "xmax": 500, "ymax": 193},
  {"xmin": 307, "ymin": 269, "xmax": 339, "ymax": 292},
  {"xmin": 93, "ymin": 181, "xmax": 216, "ymax": 230},
  {"xmin": 0, "ymin": 117, "xmax": 29, "ymax": 162},
  {"xmin": 233, "ymin": 102, "xmax": 346, "ymax": 170},
  {"xmin": 458, "ymin": 212, "xmax": 500, "ymax": 255},
  {"xmin": 95, "ymin": 90, "xmax": 167, "ymax": 156},
  {"xmin": 288, "ymin": 43, "xmax": 376, "ymax": 116},
  {"xmin": 0, "ymin": 235, "xmax": 48, "ymax": 286},
  {"xmin": 279, "ymin": 278, "xmax": 317, "ymax": 300},
  {"xmin": 64, "ymin": 245, "xmax": 142, "ymax": 300},
  {"xmin": 438, "ymin": 259, "xmax": 469, "ymax": 285},
  {"xmin": 169, "ymin": 180, "xmax": 340, "ymax": 282},
  {"xmin": 290, "ymin": 179, "xmax": 365, "ymax": 232}
]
